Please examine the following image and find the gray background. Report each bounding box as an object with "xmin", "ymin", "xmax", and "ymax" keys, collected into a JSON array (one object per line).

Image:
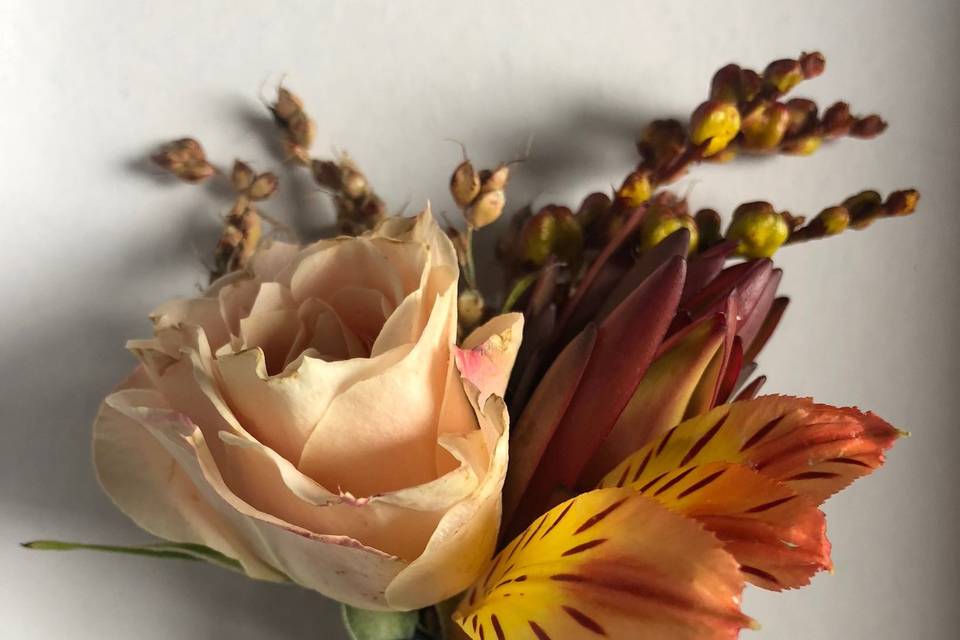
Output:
[{"xmin": 2, "ymin": 1, "xmax": 958, "ymax": 638}]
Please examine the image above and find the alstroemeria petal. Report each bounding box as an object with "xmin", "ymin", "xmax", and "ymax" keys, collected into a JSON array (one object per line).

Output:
[
  {"xmin": 455, "ymin": 488, "xmax": 753, "ymax": 640},
  {"xmin": 600, "ymin": 395, "xmax": 901, "ymax": 506},
  {"xmin": 601, "ymin": 461, "xmax": 831, "ymax": 590},
  {"xmin": 517, "ymin": 257, "xmax": 686, "ymax": 524},
  {"xmin": 580, "ymin": 313, "xmax": 726, "ymax": 486}
]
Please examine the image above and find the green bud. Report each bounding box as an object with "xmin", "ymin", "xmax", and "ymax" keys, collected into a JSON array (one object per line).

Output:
[
  {"xmin": 520, "ymin": 206, "xmax": 583, "ymax": 266},
  {"xmin": 638, "ymin": 205, "xmax": 698, "ymax": 255},
  {"xmin": 616, "ymin": 170, "xmax": 653, "ymax": 207},
  {"xmin": 726, "ymin": 201, "xmax": 790, "ymax": 258}
]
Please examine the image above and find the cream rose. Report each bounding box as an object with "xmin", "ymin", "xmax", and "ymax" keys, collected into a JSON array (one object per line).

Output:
[{"xmin": 93, "ymin": 210, "xmax": 522, "ymax": 611}]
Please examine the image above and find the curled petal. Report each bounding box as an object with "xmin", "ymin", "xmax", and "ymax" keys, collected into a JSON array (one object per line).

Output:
[
  {"xmin": 600, "ymin": 395, "xmax": 902, "ymax": 506},
  {"xmin": 455, "ymin": 488, "xmax": 754, "ymax": 640},
  {"xmin": 601, "ymin": 461, "xmax": 831, "ymax": 590}
]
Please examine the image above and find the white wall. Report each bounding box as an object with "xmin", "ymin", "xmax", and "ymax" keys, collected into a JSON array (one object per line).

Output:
[{"xmin": 2, "ymin": 1, "xmax": 957, "ymax": 637}]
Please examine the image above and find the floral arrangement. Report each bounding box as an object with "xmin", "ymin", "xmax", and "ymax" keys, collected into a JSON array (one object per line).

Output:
[{"xmin": 27, "ymin": 51, "xmax": 918, "ymax": 639}]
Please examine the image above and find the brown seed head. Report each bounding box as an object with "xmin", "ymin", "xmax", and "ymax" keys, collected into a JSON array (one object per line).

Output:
[
  {"xmin": 450, "ymin": 160, "xmax": 481, "ymax": 209},
  {"xmin": 465, "ymin": 189, "xmax": 506, "ymax": 229},
  {"xmin": 311, "ymin": 159, "xmax": 343, "ymax": 190},
  {"xmin": 248, "ymin": 172, "xmax": 279, "ymax": 200},
  {"xmin": 231, "ymin": 160, "xmax": 255, "ymax": 192},
  {"xmin": 151, "ymin": 138, "xmax": 215, "ymax": 183},
  {"xmin": 481, "ymin": 164, "xmax": 510, "ymax": 193}
]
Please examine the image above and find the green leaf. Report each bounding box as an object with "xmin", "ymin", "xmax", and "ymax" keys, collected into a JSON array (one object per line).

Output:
[
  {"xmin": 21, "ymin": 539, "xmax": 244, "ymax": 573},
  {"xmin": 341, "ymin": 604, "xmax": 419, "ymax": 640}
]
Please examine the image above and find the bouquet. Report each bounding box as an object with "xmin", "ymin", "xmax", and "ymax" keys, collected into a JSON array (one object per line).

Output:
[{"xmin": 27, "ymin": 51, "xmax": 918, "ymax": 639}]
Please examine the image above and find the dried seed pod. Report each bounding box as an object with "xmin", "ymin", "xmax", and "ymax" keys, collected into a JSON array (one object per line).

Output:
[
  {"xmin": 340, "ymin": 166, "xmax": 369, "ymax": 200},
  {"xmin": 450, "ymin": 160, "xmax": 481, "ymax": 209},
  {"xmin": 311, "ymin": 159, "xmax": 343, "ymax": 190},
  {"xmin": 466, "ymin": 189, "xmax": 506, "ymax": 229},
  {"xmin": 480, "ymin": 165, "xmax": 510, "ymax": 193},
  {"xmin": 270, "ymin": 86, "xmax": 316, "ymax": 165},
  {"xmin": 248, "ymin": 172, "xmax": 279, "ymax": 200},
  {"xmin": 725, "ymin": 201, "xmax": 790, "ymax": 258},
  {"xmin": 689, "ymin": 100, "xmax": 741, "ymax": 157},
  {"xmin": 458, "ymin": 289, "xmax": 485, "ymax": 334},
  {"xmin": 212, "ymin": 198, "xmax": 262, "ymax": 282},
  {"xmin": 231, "ymin": 160, "xmax": 255, "ymax": 192},
  {"xmin": 151, "ymin": 138, "xmax": 215, "ymax": 183}
]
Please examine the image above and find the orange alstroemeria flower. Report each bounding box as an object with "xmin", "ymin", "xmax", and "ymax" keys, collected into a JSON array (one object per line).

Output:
[{"xmin": 455, "ymin": 396, "xmax": 900, "ymax": 638}]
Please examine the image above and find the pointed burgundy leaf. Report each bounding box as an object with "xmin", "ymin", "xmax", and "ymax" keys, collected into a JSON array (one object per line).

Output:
[
  {"xmin": 744, "ymin": 296, "xmax": 790, "ymax": 363},
  {"xmin": 509, "ymin": 256, "xmax": 686, "ymax": 532},
  {"xmin": 681, "ymin": 240, "xmax": 737, "ymax": 304}
]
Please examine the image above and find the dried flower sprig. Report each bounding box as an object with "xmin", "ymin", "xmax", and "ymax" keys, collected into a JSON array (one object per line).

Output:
[{"xmin": 266, "ymin": 86, "xmax": 387, "ymax": 236}]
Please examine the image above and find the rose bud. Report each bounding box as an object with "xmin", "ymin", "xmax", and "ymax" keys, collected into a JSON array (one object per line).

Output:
[
  {"xmin": 726, "ymin": 201, "xmax": 790, "ymax": 258},
  {"xmin": 450, "ymin": 160, "xmax": 481, "ymax": 209},
  {"xmin": 248, "ymin": 172, "xmax": 279, "ymax": 201},
  {"xmin": 94, "ymin": 210, "xmax": 523, "ymax": 611},
  {"xmin": 689, "ymin": 100, "xmax": 741, "ymax": 157}
]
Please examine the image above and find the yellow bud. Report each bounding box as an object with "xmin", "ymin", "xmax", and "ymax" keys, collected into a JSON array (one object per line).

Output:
[
  {"xmin": 465, "ymin": 189, "xmax": 505, "ymax": 229},
  {"xmin": 638, "ymin": 210, "xmax": 699, "ymax": 255},
  {"xmin": 690, "ymin": 100, "xmax": 741, "ymax": 157},
  {"xmin": 450, "ymin": 160, "xmax": 481, "ymax": 209},
  {"xmin": 616, "ymin": 170, "xmax": 653, "ymax": 207},
  {"xmin": 782, "ymin": 135, "xmax": 822, "ymax": 156},
  {"xmin": 816, "ymin": 206, "xmax": 851, "ymax": 235},
  {"xmin": 726, "ymin": 202, "xmax": 790, "ymax": 258},
  {"xmin": 740, "ymin": 103, "xmax": 791, "ymax": 151}
]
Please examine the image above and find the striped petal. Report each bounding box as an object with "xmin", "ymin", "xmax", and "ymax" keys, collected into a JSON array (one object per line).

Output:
[
  {"xmin": 598, "ymin": 395, "xmax": 902, "ymax": 506},
  {"xmin": 455, "ymin": 488, "xmax": 754, "ymax": 640},
  {"xmin": 601, "ymin": 461, "xmax": 831, "ymax": 590}
]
